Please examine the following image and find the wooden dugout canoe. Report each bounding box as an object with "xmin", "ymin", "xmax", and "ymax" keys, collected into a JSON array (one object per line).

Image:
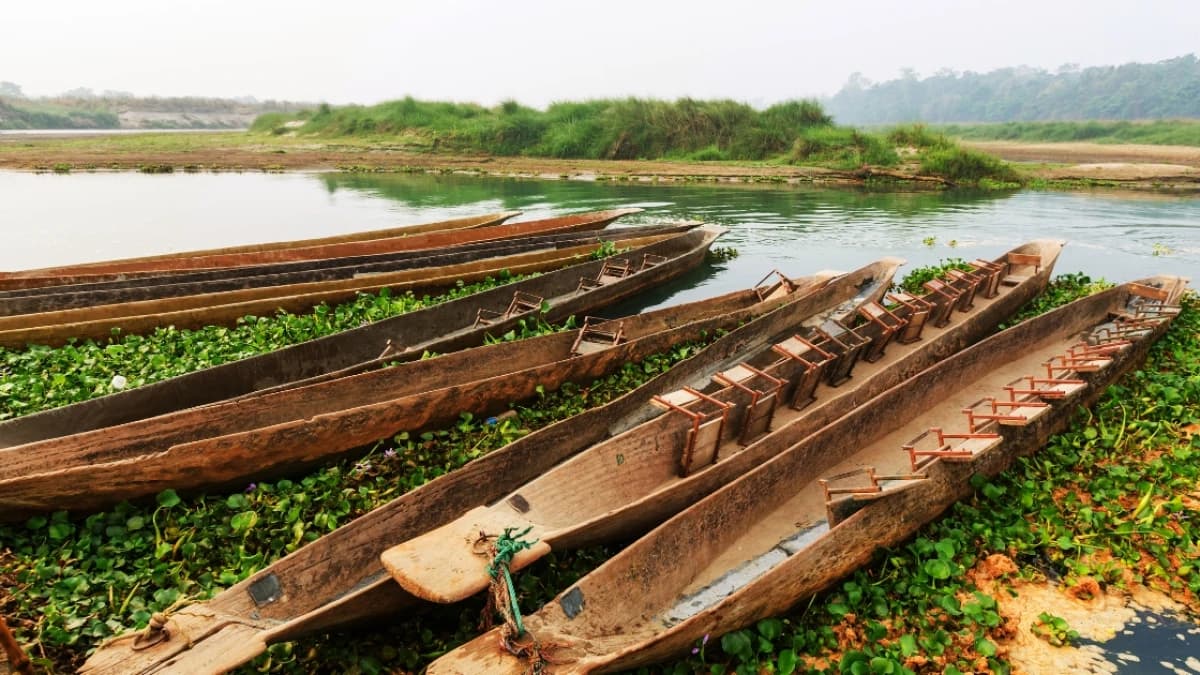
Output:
[
  {"xmin": 0, "ymin": 228, "xmax": 669, "ymax": 349},
  {"xmin": 429, "ymin": 276, "xmax": 1187, "ymax": 674},
  {"xmin": 380, "ymin": 241, "xmax": 1063, "ymax": 603},
  {"xmin": 0, "ymin": 208, "xmax": 639, "ymax": 291},
  {"xmin": 0, "ymin": 211, "xmax": 519, "ymax": 280},
  {"xmin": 0, "ymin": 254, "xmax": 832, "ymax": 519},
  {"xmin": 78, "ymin": 258, "xmax": 903, "ymax": 675},
  {"xmin": 0, "ymin": 225, "xmax": 698, "ymax": 314},
  {"xmin": 0, "ymin": 226, "xmax": 715, "ymax": 448}
]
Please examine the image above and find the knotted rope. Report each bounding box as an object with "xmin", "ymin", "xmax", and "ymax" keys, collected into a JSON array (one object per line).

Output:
[
  {"xmin": 94, "ymin": 596, "xmax": 197, "ymax": 652},
  {"xmin": 475, "ymin": 527, "xmax": 564, "ymax": 674}
]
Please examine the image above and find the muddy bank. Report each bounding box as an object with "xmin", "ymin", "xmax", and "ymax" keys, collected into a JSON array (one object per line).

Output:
[{"xmin": 2, "ymin": 134, "xmax": 1199, "ymax": 191}]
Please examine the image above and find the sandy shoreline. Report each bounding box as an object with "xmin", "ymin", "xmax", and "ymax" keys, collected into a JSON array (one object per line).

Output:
[{"xmin": 1, "ymin": 134, "xmax": 1198, "ymax": 191}]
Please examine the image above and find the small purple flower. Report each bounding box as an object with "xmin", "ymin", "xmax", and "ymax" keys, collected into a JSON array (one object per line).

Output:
[
  {"xmin": 383, "ymin": 448, "xmax": 397, "ymax": 459},
  {"xmin": 354, "ymin": 461, "xmax": 372, "ymax": 473},
  {"xmin": 691, "ymin": 647, "xmax": 699, "ymax": 655},
  {"xmin": 702, "ymin": 633, "xmax": 709, "ymax": 645},
  {"xmin": 245, "ymin": 483, "xmax": 257, "ymax": 493}
]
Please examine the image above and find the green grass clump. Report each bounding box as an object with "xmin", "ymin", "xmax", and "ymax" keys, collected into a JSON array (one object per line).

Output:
[
  {"xmin": 253, "ymin": 96, "xmax": 866, "ymax": 164},
  {"xmin": 919, "ymin": 145, "xmax": 1022, "ymax": 185},
  {"xmin": 789, "ymin": 126, "xmax": 899, "ymax": 168}
]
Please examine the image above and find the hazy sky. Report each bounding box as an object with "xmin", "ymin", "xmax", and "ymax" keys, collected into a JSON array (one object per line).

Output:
[{"xmin": 4, "ymin": 0, "xmax": 1198, "ymax": 106}]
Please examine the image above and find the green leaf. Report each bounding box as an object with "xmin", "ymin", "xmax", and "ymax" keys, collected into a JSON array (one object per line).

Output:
[
  {"xmin": 924, "ymin": 558, "xmax": 952, "ymax": 580},
  {"xmin": 156, "ymin": 489, "xmax": 181, "ymax": 508},
  {"xmin": 757, "ymin": 618, "xmax": 783, "ymax": 641},
  {"xmin": 899, "ymin": 634, "xmax": 917, "ymax": 657},
  {"xmin": 230, "ymin": 510, "xmax": 258, "ymax": 533},
  {"xmin": 777, "ymin": 649, "xmax": 797, "ymax": 675}
]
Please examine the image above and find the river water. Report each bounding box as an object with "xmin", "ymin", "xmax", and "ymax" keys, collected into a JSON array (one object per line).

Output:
[{"xmin": 2, "ymin": 171, "xmax": 1197, "ymax": 311}]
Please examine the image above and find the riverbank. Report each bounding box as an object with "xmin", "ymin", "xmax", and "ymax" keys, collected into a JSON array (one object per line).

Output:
[{"xmin": 4, "ymin": 132, "xmax": 1200, "ymax": 192}]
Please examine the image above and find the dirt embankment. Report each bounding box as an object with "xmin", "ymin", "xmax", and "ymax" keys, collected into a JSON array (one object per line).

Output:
[{"xmin": 2, "ymin": 134, "xmax": 1199, "ymax": 190}]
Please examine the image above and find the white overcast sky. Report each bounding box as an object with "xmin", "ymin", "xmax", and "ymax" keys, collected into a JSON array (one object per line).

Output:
[{"xmin": 3, "ymin": 0, "xmax": 1198, "ymax": 106}]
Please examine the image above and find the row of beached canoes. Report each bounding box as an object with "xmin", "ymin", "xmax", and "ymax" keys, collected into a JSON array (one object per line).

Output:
[
  {"xmin": 0, "ymin": 219, "xmax": 1187, "ymax": 674},
  {"xmin": 0, "ymin": 208, "xmax": 727, "ymax": 348}
]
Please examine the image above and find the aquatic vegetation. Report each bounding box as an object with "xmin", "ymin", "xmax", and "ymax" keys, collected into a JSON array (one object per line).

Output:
[
  {"xmin": 0, "ymin": 273, "xmax": 533, "ymax": 421},
  {"xmin": 0, "ymin": 329, "xmax": 717, "ymax": 672},
  {"xmin": 893, "ymin": 258, "xmax": 974, "ymax": 294}
]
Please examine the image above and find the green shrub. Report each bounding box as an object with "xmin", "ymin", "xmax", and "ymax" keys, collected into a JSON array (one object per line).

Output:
[{"xmin": 919, "ymin": 146, "xmax": 1021, "ymax": 184}]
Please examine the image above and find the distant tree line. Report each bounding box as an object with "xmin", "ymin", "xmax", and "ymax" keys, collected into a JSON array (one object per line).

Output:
[
  {"xmin": 0, "ymin": 81, "xmax": 311, "ymax": 129},
  {"xmin": 824, "ymin": 54, "xmax": 1200, "ymax": 125}
]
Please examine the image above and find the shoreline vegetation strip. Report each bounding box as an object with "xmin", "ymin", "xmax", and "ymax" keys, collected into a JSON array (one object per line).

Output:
[{"xmin": 5, "ymin": 268, "xmax": 1196, "ymax": 674}]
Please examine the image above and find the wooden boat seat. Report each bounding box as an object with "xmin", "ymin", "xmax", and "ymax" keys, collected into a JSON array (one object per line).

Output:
[
  {"xmin": 820, "ymin": 466, "xmax": 928, "ymax": 526},
  {"xmin": 1044, "ymin": 353, "xmax": 1110, "ymax": 376},
  {"xmin": 1003, "ymin": 374, "xmax": 1085, "ymax": 401},
  {"xmin": 473, "ymin": 291, "xmax": 546, "ymax": 327},
  {"xmin": 811, "ymin": 323, "xmax": 869, "ymax": 388},
  {"xmin": 770, "ymin": 333, "xmax": 835, "ymax": 408},
  {"xmin": 886, "ymin": 292, "xmax": 933, "ymax": 344},
  {"xmin": 1001, "ymin": 252, "xmax": 1042, "ymax": 287},
  {"xmin": 1072, "ymin": 336, "xmax": 1132, "ymax": 357},
  {"xmin": 753, "ymin": 269, "xmax": 798, "ymax": 302},
  {"xmin": 904, "ymin": 426, "xmax": 1001, "ymax": 472},
  {"xmin": 944, "ymin": 269, "xmax": 982, "ymax": 312},
  {"xmin": 639, "ymin": 253, "xmax": 668, "ymax": 271},
  {"xmin": 921, "ymin": 279, "xmax": 963, "ymax": 327},
  {"xmin": 856, "ymin": 302, "xmax": 907, "ymax": 362},
  {"xmin": 570, "ymin": 317, "xmax": 626, "ymax": 356},
  {"xmin": 577, "ymin": 258, "xmax": 636, "ymax": 291},
  {"xmin": 651, "ymin": 387, "xmax": 733, "ymax": 476},
  {"xmin": 962, "ymin": 396, "xmax": 1049, "ymax": 432},
  {"xmin": 969, "ymin": 259, "xmax": 1005, "ymax": 298},
  {"xmin": 714, "ymin": 363, "xmax": 785, "ymax": 445}
]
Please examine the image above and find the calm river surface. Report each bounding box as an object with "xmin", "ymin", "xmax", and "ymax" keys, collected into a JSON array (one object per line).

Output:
[{"xmin": 2, "ymin": 170, "xmax": 1197, "ymax": 310}]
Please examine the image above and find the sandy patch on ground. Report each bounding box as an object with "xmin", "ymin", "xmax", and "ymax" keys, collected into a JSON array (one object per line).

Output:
[
  {"xmin": 994, "ymin": 580, "xmax": 1192, "ymax": 674},
  {"xmin": 963, "ymin": 140, "xmax": 1200, "ymax": 167}
]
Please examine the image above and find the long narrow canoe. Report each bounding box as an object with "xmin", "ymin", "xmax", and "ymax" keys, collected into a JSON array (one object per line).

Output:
[
  {"xmin": 0, "ymin": 225, "xmax": 698, "ymax": 313},
  {"xmin": 0, "ymin": 227, "xmax": 668, "ymax": 348},
  {"xmin": 429, "ymin": 276, "xmax": 1187, "ymax": 674},
  {"xmin": 0, "ymin": 211, "xmax": 520, "ymax": 279},
  {"xmin": 78, "ymin": 258, "xmax": 903, "ymax": 675},
  {"xmin": 0, "ymin": 226, "xmax": 719, "ymax": 447},
  {"xmin": 0, "ymin": 259, "xmax": 835, "ymax": 519},
  {"xmin": 0, "ymin": 208, "xmax": 640, "ymax": 291},
  {"xmin": 380, "ymin": 241, "xmax": 1063, "ymax": 602}
]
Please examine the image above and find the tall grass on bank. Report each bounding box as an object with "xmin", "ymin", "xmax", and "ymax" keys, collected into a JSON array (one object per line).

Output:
[
  {"xmin": 936, "ymin": 119, "xmax": 1200, "ymax": 147},
  {"xmin": 889, "ymin": 123, "xmax": 1022, "ymax": 185},
  {"xmin": 254, "ymin": 97, "xmax": 840, "ymax": 161},
  {"xmin": 254, "ymin": 99, "xmax": 1023, "ymax": 185}
]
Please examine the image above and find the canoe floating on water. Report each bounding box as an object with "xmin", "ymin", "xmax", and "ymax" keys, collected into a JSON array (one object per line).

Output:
[
  {"xmin": 77, "ymin": 258, "xmax": 901, "ymax": 675},
  {"xmin": 0, "ymin": 225, "xmax": 669, "ymax": 347},
  {"xmin": 380, "ymin": 240, "xmax": 1064, "ymax": 605},
  {"xmin": 427, "ymin": 276, "xmax": 1187, "ymax": 674},
  {"xmin": 0, "ymin": 224, "xmax": 700, "ymax": 316},
  {"xmin": 0, "ymin": 224, "xmax": 715, "ymax": 448},
  {"xmin": 0, "ymin": 208, "xmax": 640, "ymax": 291},
  {"xmin": 0, "ymin": 210, "xmax": 521, "ymax": 281}
]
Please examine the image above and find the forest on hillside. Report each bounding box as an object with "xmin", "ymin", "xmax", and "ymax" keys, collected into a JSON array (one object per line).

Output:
[{"xmin": 824, "ymin": 54, "xmax": 1200, "ymax": 125}]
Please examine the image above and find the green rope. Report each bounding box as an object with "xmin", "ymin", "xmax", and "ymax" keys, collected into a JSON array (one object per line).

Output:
[{"xmin": 486, "ymin": 526, "xmax": 537, "ymax": 637}]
